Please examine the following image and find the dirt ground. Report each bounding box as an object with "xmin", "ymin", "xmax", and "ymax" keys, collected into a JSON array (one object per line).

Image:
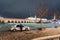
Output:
[{"xmin": 0, "ymin": 27, "xmax": 60, "ymax": 40}]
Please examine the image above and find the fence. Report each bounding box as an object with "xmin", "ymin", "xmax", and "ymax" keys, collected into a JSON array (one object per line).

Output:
[{"xmin": 32, "ymin": 34, "xmax": 60, "ymax": 40}]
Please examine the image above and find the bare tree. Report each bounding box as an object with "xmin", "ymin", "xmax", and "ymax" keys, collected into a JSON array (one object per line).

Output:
[
  {"xmin": 53, "ymin": 8, "xmax": 60, "ymax": 19},
  {"xmin": 36, "ymin": 2, "xmax": 48, "ymax": 30},
  {"xmin": 36, "ymin": 3, "xmax": 48, "ymax": 22}
]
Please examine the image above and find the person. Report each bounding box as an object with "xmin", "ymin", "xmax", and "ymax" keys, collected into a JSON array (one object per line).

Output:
[{"xmin": 19, "ymin": 24, "xmax": 23, "ymax": 32}]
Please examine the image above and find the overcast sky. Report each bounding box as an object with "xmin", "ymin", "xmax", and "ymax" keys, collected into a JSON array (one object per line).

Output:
[{"xmin": 0, "ymin": 0, "xmax": 60, "ymax": 19}]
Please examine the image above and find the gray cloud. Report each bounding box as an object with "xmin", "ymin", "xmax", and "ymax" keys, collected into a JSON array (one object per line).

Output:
[{"xmin": 0, "ymin": 0, "xmax": 60, "ymax": 18}]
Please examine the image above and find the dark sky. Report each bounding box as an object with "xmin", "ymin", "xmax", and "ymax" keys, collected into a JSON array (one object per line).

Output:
[{"xmin": 0, "ymin": 0, "xmax": 60, "ymax": 19}]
